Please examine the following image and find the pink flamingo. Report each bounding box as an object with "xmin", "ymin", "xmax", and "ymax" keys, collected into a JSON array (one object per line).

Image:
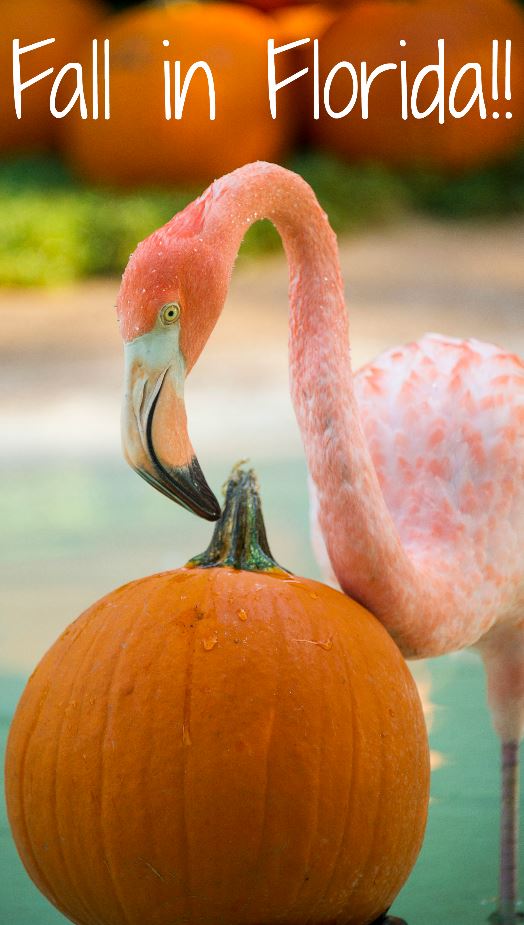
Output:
[{"xmin": 118, "ymin": 162, "xmax": 523, "ymax": 925}]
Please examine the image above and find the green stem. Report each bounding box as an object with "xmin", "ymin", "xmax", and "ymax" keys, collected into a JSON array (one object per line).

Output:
[{"xmin": 186, "ymin": 465, "xmax": 287, "ymax": 574}]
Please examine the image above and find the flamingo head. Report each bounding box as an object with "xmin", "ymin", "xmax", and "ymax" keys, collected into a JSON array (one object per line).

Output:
[{"xmin": 117, "ymin": 193, "xmax": 231, "ymax": 521}]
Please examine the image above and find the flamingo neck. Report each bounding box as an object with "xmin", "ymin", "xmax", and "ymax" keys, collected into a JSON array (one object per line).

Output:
[{"xmin": 201, "ymin": 162, "xmax": 420, "ymax": 648}]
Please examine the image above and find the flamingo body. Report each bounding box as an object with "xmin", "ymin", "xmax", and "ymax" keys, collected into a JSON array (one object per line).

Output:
[
  {"xmin": 312, "ymin": 334, "xmax": 524, "ymax": 650},
  {"xmin": 117, "ymin": 162, "xmax": 523, "ymax": 922}
]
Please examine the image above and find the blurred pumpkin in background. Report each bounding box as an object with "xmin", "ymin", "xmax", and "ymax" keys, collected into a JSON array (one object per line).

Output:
[
  {"xmin": 59, "ymin": 2, "xmax": 295, "ymax": 186},
  {"xmin": 272, "ymin": 3, "xmax": 336, "ymax": 41},
  {"xmin": 0, "ymin": 0, "xmax": 106, "ymax": 154},
  {"xmin": 234, "ymin": 0, "xmax": 349, "ymax": 11},
  {"xmin": 272, "ymin": 5, "xmax": 337, "ymax": 134},
  {"xmin": 311, "ymin": 0, "xmax": 524, "ymax": 172}
]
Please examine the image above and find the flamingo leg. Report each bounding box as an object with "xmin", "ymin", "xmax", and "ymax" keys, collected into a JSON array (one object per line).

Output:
[{"xmin": 499, "ymin": 741, "xmax": 522, "ymax": 925}]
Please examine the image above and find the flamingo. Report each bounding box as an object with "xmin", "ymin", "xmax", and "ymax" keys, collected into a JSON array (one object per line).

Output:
[{"xmin": 117, "ymin": 161, "xmax": 523, "ymax": 925}]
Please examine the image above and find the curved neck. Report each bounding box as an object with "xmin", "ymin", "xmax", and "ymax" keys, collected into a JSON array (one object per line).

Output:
[
  {"xmin": 199, "ymin": 163, "xmax": 426, "ymax": 650},
  {"xmin": 205, "ymin": 163, "xmax": 348, "ymax": 361},
  {"xmin": 204, "ymin": 163, "xmax": 350, "ymax": 413}
]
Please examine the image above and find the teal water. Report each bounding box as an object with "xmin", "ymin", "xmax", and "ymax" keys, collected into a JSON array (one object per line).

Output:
[{"xmin": 0, "ymin": 459, "xmax": 521, "ymax": 924}]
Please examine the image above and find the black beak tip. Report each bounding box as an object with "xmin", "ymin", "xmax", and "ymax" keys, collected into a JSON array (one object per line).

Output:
[
  {"xmin": 134, "ymin": 455, "xmax": 222, "ymax": 522},
  {"xmin": 202, "ymin": 496, "xmax": 222, "ymax": 522},
  {"xmin": 186, "ymin": 457, "xmax": 222, "ymax": 522}
]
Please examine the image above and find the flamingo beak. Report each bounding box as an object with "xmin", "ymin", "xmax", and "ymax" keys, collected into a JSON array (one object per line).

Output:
[{"xmin": 122, "ymin": 335, "xmax": 221, "ymax": 521}]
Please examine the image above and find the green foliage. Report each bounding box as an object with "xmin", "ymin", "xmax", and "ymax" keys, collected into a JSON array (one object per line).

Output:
[
  {"xmin": 404, "ymin": 148, "xmax": 524, "ymax": 217},
  {"xmin": 0, "ymin": 192, "xmax": 88, "ymax": 287},
  {"xmin": 0, "ymin": 148, "xmax": 522, "ymax": 287},
  {"xmin": 290, "ymin": 152, "xmax": 407, "ymax": 231},
  {"xmin": 0, "ymin": 157, "xmax": 197, "ymax": 286}
]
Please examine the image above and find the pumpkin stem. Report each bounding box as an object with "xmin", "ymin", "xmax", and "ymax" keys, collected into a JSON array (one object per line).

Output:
[{"xmin": 187, "ymin": 465, "xmax": 287, "ymax": 574}]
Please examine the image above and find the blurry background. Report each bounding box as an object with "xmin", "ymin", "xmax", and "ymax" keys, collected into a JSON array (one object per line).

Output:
[{"xmin": 1, "ymin": 0, "xmax": 523, "ymax": 923}]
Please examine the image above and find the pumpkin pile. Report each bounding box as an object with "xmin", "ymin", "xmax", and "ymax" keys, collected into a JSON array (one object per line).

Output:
[
  {"xmin": 59, "ymin": 3, "xmax": 295, "ymax": 185},
  {"xmin": 311, "ymin": 0, "xmax": 524, "ymax": 172},
  {"xmin": 5, "ymin": 466, "xmax": 429, "ymax": 925},
  {"xmin": 0, "ymin": 0, "xmax": 106, "ymax": 153}
]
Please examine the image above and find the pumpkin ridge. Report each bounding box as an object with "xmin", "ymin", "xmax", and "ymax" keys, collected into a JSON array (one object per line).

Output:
[
  {"xmin": 276, "ymin": 582, "xmax": 334, "ymax": 917},
  {"xmin": 10, "ymin": 607, "xmax": 104, "ymax": 919},
  {"xmin": 303, "ymin": 616, "xmax": 357, "ymax": 925},
  {"xmin": 251, "ymin": 589, "xmax": 280, "ymax": 908},
  {"xmin": 380, "ymin": 679, "xmax": 410, "ymax": 913},
  {"xmin": 384, "ymin": 666, "xmax": 429, "ymax": 908},
  {"xmin": 134, "ymin": 582, "xmax": 183, "ymax": 914},
  {"xmin": 138, "ymin": 592, "xmax": 171, "ymax": 886},
  {"xmin": 284, "ymin": 590, "xmax": 327, "ymax": 915},
  {"xmin": 361, "ymin": 647, "xmax": 409, "ymax": 915},
  {"xmin": 275, "ymin": 583, "xmax": 313, "ymax": 913},
  {"xmin": 59, "ymin": 614, "xmax": 114, "ymax": 925},
  {"xmin": 52, "ymin": 609, "xmax": 113, "ymax": 925},
  {"xmin": 139, "ymin": 576, "xmax": 193, "ymax": 922},
  {"xmin": 180, "ymin": 595, "xmax": 201, "ymax": 924},
  {"xmin": 96, "ymin": 593, "xmax": 147, "ymax": 925},
  {"xmin": 356, "ymin": 667, "xmax": 387, "ymax": 915},
  {"xmin": 181, "ymin": 614, "xmax": 197, "ymax": 749},
  {"xmin": 11, "ymin": 683, "xmax": 59, "ymax": 911},
  {"xmin": 398, "ymin": 682, "xmax": 430, "ymax": 892}
]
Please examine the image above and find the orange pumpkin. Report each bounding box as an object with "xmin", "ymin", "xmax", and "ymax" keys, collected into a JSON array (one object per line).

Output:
[
  {"xmin": 272, "ymin": 4, "xmax": 337, "ymax": 41},
  {"xmin": 234, "ymin": 0, "xmax": 349, "ymax": 11},
  {"xmin": 0, "ymin": 0, "xmax": 106, "ymax": 153},
  {"xmin": 5, "ymin": 467, "xmax": 429, "ymax": 925},
  {"xmin": 312, "ymin": 0, "xmax": 524, "ymax": 172},
  {"xmin": 60, "ymin": 3, "xmax": 295, "ymax": 186}
]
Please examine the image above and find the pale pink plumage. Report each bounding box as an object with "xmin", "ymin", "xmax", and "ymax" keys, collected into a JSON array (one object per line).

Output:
[{"xmin": 311, "ymin": 333, "xmax": 524, "ymax": 734}]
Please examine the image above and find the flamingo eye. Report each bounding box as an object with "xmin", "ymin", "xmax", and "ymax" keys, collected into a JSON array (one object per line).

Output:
[{"xmin": 160, "ymin": 302, "xmax": 181, "ymax": 326}]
